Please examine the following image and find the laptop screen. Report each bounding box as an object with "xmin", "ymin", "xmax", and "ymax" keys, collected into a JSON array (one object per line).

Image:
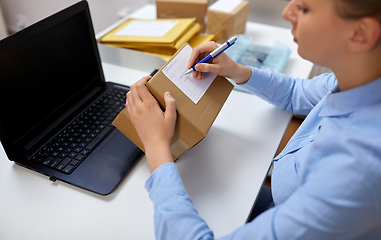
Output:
[{"xmin": 0, "ymin": 8, "xmax": 103, "ymax": 154}]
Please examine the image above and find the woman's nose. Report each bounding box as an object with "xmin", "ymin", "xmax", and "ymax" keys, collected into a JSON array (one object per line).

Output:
[{"xmin": 282, "ymin": 1, "xmax": 297, "ymax": 25}]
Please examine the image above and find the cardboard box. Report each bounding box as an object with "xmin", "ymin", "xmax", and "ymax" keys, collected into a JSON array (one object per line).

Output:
[
  {"xmin": 113, "ymin": 44, "xmax": 233, "ymax": 160},
  {"xmin": 207, "ymin": 1, "xmax": 249, "ymax": 43},
  {"xmin": 156, "ymin": 0, "xmax": 209, "ymax": 32}
]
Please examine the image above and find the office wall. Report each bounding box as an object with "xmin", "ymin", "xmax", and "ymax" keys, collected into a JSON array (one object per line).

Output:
[
  {"xmin": 0, "ymin": 0, "xmax": 151, "ymax": 34},
  {"xmin": 0, "ymin": 0, "xmax": 290, "ymax": 35},
  {"xmin": 248, "ymin": 0, "xmax": 290, "ymax": 28},
  {"xmin": 0, "ymin": 3, "xmax": 7, "ymax": 39}
]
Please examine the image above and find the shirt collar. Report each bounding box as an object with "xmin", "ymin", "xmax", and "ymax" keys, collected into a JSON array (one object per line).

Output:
[{"xmin": 319, "ymin": 76, "xmax": 381, "ymax": 117}]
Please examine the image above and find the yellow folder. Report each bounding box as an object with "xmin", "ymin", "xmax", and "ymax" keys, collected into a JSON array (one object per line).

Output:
[
  {"xmin": 101, "ymin": 18, "xmax": 198, "ymax": 47},
  {"xmin": 100, "ymin": 17, "xmax": 217, "ymax": 61}
]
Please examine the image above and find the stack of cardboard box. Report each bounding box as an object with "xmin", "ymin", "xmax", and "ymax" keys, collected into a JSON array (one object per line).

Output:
[
  {"xmin": 101, "ymin": 0, "xmax": 249, "ymax": 60},
  {"xmin": 156, "ymin": 0, "xmax": 249, "ymax": 43},
  {"xmin": 207, "ymin": 1, "xmax": 250, "ymax": 42},
  {"xmin": 156, "ymin": 0, "xmax": 209, "ymax": 32}
]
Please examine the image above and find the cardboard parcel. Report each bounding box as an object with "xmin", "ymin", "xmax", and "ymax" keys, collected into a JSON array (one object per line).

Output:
[
  {"xmin": 113, "ymin": 43, "xmax": 233, "ymax": 160},
  {"xmin": 207, "ymin": 0, "xmax": 249, "ymax": 43},
  {"xmin": 156, "ymin": 0, "xmax": 209, "ymax": 32}
]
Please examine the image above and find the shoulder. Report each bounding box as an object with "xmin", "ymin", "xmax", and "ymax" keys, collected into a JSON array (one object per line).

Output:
[{"xmin": 309, "ymin": 72, "xmax": 338, "ymax": 92}]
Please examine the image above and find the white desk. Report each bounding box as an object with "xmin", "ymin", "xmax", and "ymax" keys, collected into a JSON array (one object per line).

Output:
[{"xmin": 0, "ymin": 4, "xmax": 313, "ymax": 240}]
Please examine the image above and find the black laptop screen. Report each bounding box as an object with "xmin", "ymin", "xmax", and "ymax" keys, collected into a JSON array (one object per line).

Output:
[{"xmin": 0, "ymin": 10, "xmax": 102, "ymax": 148}]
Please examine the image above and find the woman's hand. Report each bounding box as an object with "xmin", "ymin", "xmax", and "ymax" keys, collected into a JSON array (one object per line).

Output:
[
  {"xmin": 126, "ymin": 76, "xmax": 177, "ymax": 173},
  {"xmin": 187, "ymin": 41, "xmax": 252, "ymax": 84}
]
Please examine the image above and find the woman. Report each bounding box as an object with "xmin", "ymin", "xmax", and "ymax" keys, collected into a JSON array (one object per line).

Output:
[{"xmin": 125, "ymin": 0, "xmax": 381, "ymax": 239}]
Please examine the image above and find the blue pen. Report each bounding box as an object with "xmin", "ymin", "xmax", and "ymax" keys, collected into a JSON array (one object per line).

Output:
[{"xmin": 185, "ymin": 36, "xmax": 237, "ymax": 75}]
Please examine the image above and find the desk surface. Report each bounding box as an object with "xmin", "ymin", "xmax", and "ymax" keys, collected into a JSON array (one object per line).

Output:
[{"xmin": 0, "ymin": 4, "xmax": 313, "ymax": 239}]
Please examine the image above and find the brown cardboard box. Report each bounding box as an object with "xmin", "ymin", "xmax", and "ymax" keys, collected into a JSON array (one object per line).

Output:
[
  {"xmin": 207, "ymin": 1, "xmax": 249, "ymax": 43},
  {"xmin": 156, "ymin": 0, "xmax": 209, "ymax": 32},
  {"xmin": 113, "ymin": 43, "xmax": 233, "ymax": 160}
]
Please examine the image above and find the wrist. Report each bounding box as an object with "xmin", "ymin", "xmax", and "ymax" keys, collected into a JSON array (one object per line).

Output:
[
  {"xmin": 236, "ymin": 64, "xmax": 252, "ymax": 84},
  {"xmin": 232, "ymin": 65, "xmax": 252, "ymax": 85},
  {"xmin": 145, "ymin": 142, "xmax": 173, "ymax": 173}
]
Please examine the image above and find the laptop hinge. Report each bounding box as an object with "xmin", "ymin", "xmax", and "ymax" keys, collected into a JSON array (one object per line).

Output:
[{"xmin": 49, "ymin": 176, "xmax": 58, "ymax": 182}]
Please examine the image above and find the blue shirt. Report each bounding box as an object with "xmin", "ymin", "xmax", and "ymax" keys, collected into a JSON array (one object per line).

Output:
[{"xmin": 145, "ymin": 68, "xmax": 381, "ymax": 239}]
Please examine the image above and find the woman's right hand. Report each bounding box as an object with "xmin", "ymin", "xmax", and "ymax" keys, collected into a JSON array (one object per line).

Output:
[
  {"xmin": 187, "ymin": 41, "xmax": 252, "ymax": 84},
  {"xmin": 126, "ymin": 76, "xmax": 176, "ymax": 173}
]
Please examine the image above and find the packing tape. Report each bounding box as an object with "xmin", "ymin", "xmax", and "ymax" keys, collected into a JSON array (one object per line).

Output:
[
  {"xmin": 171, "ymin": 138, "xmax": 189, "ymax": 158},
  {"xmin": 122, "ymin": 108, "xmax": 130, "ymax": 119}
]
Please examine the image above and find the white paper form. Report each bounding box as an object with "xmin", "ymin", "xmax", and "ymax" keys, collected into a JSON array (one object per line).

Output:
[
  {"xmin": 209, "ymin": 0, "xmax": 242, "ymax": 13},
  {"xmin": 162, "ymin": 44, "xmax": 217, "ymax": 104},
  {"xmin": 115, "ymin": 20, "xmax": 178, "ymax": 37}
]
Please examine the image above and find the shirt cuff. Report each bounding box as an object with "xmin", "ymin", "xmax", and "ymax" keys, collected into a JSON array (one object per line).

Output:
[
  {"xmin": 240, "ymin": 67, "xmax": 273, "ymax": 92},
  {"xmin": 145, "ymin": 162, "xmax": 188, "ymax": 206}
]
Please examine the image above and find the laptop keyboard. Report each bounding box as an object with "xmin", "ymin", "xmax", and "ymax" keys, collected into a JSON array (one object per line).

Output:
[{"xmin": 31, "ymin": 87, "xmax": 127, "ymax": 174}]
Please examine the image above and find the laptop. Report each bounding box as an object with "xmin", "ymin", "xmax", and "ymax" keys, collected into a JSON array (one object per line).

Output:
[{"xmin": 0, "ymin": 1, "xmax": 144, "ymax": 195}]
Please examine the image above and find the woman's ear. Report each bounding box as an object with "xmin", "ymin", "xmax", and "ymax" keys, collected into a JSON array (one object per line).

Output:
[{"xmin": 348, "ymin": 17, "xmax": 381, "ymax": 52}]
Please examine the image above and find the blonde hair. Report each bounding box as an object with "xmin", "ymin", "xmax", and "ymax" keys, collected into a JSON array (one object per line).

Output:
[{"xmin": 335, "ymin": 0, "xmax": 381, "ymax": 22}]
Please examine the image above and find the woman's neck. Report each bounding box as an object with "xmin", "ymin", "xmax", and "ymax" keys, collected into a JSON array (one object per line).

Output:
[{"xmin": 330, "ymin": 48, "xmax": 381, "ymax": 91}]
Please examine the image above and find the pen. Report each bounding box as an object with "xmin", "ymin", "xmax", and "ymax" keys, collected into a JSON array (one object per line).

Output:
[{"xmin": 185, "ymin": 36, "xmax": 237, "ymax": 75}]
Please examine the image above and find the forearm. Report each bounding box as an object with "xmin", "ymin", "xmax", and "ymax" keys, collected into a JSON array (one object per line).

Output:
[
  {"xmin": 145, "ymin": 163, "xmax": 278, "ymax": 240},
  {"xmin": 145, "ymin": 163, "xmax": 214, "ymax": 240},
  {"xmin": 240, "ymin": 68, "xmax": 336, "ymax": 115}
]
